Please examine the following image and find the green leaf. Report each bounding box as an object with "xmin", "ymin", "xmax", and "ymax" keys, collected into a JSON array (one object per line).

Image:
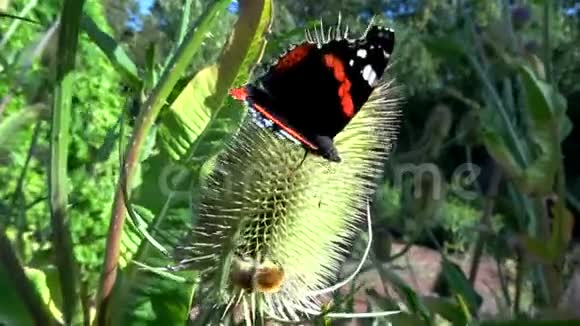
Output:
[
  {"xmin": 0, "ymin": 266, "xmax": 35, "ymax": 326},
  {"xmin": 522, "ymin": 206, "xmax": 576, "ymax": 263},
  {"xmin": 0, "ymin": 232, "xmax": 57, "ymax": 325},
  {"xmin": 481, "ymin": 320, "xmax": 580, "ymax": 326},
  {"xmin": 0, "ymin": 103, "xmax": 45, "ymax": 150},
  {"xmin": 80, "ymin": 15, "xmax": 140, "ymax": 88},
  {"xmin": 158, "ymin": 0, "xmax": 273, "ymax": 163},
  {"xmin": 0, "ymin": 0, "xmax": 39, "ymax": 49},
  {"xmin": 436, "ymin": 259, "xmax": 482, "ymax": 316},
  {"xmin": 422, "ymin": 34, "xmax": 466, "ymax": 60},
  {"xmin": 519, "ymin": 235, "xmax": 556, "ymax": 263},
  {"xmin": 99, "ymin": 0, "xmax": 234, "ymax": 321},
  {"xmin": 24, "ymin": 267, "xmax": 64, "ymax": 324},
  {"xmin": 423, "ymin": 296, "xmax": 468, "ymax": 325},
  {"xmin": 132, "ymin": 0, "xmax": 275, "ymax": 256},
  {"xmin": 482, "ymin": 64, "xmax": 567, "ymax": 196},
  {"xmin": 158, "ymin": 64, "xmax": 217, "ymax": 161},
  {"xmin": 518, "ymin": 65, "xmax": 559, "ymax": 122},
  {"xmin": 376, "ymin": 265, "xmax": 432, "ymax": 323},
  {"xmin": 480, "ymin": 127, "xmax": 521, "ymax": 184}
]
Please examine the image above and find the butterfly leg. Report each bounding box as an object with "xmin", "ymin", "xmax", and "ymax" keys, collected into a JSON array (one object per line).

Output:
[{"xmin": 313, "ymin": 135, "xmax": 341, "ymax": 162}]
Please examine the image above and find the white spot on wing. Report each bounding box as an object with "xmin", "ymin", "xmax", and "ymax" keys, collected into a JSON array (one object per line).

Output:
[
  {"xmin": 263, "ymin": 118, "xmax": 274, "ymax": 128},
  {"xmin": 278, "ymin": 130, "xmax": 300, "ymax": 144},
  {"xmin": 362, "ymin": 64, "xmax": 378, "ymax": 87},
  {"xmin": 383, "ymin": 50, "xmax": 391, "ymax": 58},
  {"xmin": 349, "ymin": 59, "xmax": 354, "ymax": 66},
  {"xmin": 356, "ymin": 49, "xmax": 367, "ymax": 58}
]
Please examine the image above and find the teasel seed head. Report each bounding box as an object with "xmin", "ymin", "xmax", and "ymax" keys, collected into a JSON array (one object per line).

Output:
[{"xmin": 177, "ymin": 75, "xmax": 402, "ymax": 324}]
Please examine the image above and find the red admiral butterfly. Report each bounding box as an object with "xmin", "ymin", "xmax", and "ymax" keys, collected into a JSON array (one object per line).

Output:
[{"xmin": 230, "ymin": 23, "xmax": 395, "ymax": 163}]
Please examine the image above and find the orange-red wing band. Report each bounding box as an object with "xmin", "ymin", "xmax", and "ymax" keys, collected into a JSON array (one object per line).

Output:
[
  {"xmin": 229, "ymin": 87, "xmax": 247, "ymax": 101},
  {"xmin": 229, "ymin": 86, "xmax": 318, "ymax": 150},
  {"xmin": 251, "ymin": 102, "xmax": 318, "ymax": 150},
  {"xmin": 275, "ymin": 43, "xmax": 315, "ymax": 72},
  {"xmin": 323, "ymin": 54, "xmax": 354, "ymax": 118}
]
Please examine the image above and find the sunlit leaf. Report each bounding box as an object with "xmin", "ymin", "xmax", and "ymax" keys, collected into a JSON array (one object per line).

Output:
[
  {"xmin": 158, "ymin": 64, "xmax": 217, "ymax": 162},
  {"xmin": 24, "ymin": 267, "xmax": 63, "ymax": 324},
  {"xmin": 0, "ymin": 267, "xmax": 35, "ymax": 326},
  {"xmin": 158, "ymin": 0, "xmax": 273, "ymax": 163}
]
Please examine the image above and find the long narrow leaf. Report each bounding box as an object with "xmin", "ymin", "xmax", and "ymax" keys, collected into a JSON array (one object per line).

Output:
[
  {"xmin": 0, "ymin": 231, "xmax": 58, "ymax": 325},
  {"xmin": 0, "ymin": 0, "xmax": 39, "ymax": 49},
  {"xmin": 80, "ymin": 15, "xmax": 140, "ymax": 88}
]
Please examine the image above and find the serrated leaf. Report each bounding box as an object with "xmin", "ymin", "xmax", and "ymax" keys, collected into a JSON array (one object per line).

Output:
[
  {"xmin": 158, "ymin": 64, "xmax": 217, "ymax": 162},
  {"xmin": 158, "ymin": 0, "xmax": 273, "ymax": 164},
  {"xmin": 136, "ymin": 0, "xmax": 273, "ymax": 219}
]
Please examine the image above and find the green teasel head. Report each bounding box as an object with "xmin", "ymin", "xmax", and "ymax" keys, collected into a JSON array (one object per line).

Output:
[{"xmin": 177, "ymin": 77, "xmax": 402, "ymax": 324}]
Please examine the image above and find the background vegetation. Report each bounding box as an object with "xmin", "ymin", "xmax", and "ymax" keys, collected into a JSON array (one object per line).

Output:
[{"xmin": 1, "ymin": 0, "xmax": 579, "ymax": 324}]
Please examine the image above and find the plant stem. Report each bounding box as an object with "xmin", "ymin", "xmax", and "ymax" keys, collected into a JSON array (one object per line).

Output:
[
  {"xmin": 543, "ymin": 0, "xmax": 553, "ymax": 84},
  {"xmin": 95, "ymin": 2, "xmax": 231, "ymax": 323},
  {"xmin": 494, "ymin": 252, "xmax": 512, "ymax": 308},
  {"xmin": 514, "ymin": 249, "xmax": 524, "ymax": 315},
  {"xmin": 13, "ymin": 119, "xmax": 43, "ymax": 255},
  {"xmin": 49, "ymin": 0, "xmax": 86, "ymax": 323},
  {"xmin": 469, "ymin": 164, "xmax": 502, "ymax": 283}
]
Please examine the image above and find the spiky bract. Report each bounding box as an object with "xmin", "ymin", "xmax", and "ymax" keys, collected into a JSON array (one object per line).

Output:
[{"xmin": 179, "ymin": 77, "xmax": 401, "ymax": 324}]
